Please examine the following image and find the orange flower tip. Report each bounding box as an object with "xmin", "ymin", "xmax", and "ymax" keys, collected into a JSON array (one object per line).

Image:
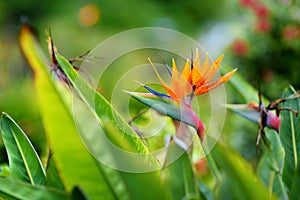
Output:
[
  {"xmin": 223, "ymin": 68, "xmax": 238, "ymax": 80},
  {"xmin": 214, "ymin": 54, "xmax": 224, "ymax": 66}
]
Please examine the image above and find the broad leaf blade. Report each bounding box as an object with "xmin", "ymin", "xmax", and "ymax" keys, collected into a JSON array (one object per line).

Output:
[
  {"xmin": 257, "ymin": 129, "xmax": 288, "ymax": 200},
  {"xmin": 0, "ymin": 177, "xmax": 68, "ymax": 200},
  {"xmin": 0, "ymin": 113, "xmax": 46, "ymax": 185},
  {"xmin": 212, "ymin": 142, "xmax": 277, "ymax": 200},
  {"xmin": 19, "ymin": 25, "xmax": 114, "ymax": 199},
  {"xmin": 279, "ymin": 85, "xmax": 300, "ymax": 189}
]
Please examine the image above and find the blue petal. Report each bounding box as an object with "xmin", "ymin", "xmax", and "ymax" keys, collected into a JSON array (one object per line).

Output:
[{"xmin": 143, "ymin": 85, "xmax": 171, "ymax": 98}]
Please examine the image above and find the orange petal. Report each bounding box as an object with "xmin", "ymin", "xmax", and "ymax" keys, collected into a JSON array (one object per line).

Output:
[
  {"xmin": 203, "ymin": 54, "xmax": 224, "ymax": 83},
  {"xmin": 181, "ymin": 58, "xmax": 190, "ymax": 80},
  {"xmin": 148, "ymin": 58, "xmax": 179, "ymax": 101},
  {"xmin": 194, "ymin": 68, "xmax": 237, "ymax": 95},
  {"xmin": 171, "ymin": 58, "xmax": 179, "ymax": 89}
]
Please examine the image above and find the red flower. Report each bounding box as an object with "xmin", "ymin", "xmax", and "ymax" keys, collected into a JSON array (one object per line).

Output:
[
  {"xmin": 282, "ymin": 25, "xmax": 300, "ymax": 40},
  {"xmin": 239, "ymin": 0, "xmax": 255, "ymax": 7},
  {"xmin": 254, "ymin": 18, "xmax": 271, "ymax": 33},
  {"xmin": 231, "ymin": 39, "xmax": 249, "ymax": 57},
  {"xmin": 252, "ymin": 2, "xmax": 270, "ymax": 18}
]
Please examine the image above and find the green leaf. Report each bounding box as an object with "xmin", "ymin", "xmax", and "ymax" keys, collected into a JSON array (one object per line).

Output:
[
  {"xmin": 71, "ymin": 186, "xmax": 89, "ymax": 200},
  {"xmin": 97, "ymin": 118, "xmax": 170, "ymax": 200},
  {"xmin": 257, "ymin": 129, "xmax": 288, "ymax": 200},
  {"xmin": 225, "ymin": 104, "xmax": 260, "ymax": 124},
  {"xmin": 160, "ymin": 141, "xmax": 200, "ymax": 200},
  {"xmin": 198, "ymin": 179, "xmax": 214, "ymax": 200},
  {"xmin": 55, "ymin": 53, "xmax": 159, "ymax": 157},
  {"xmin": 0, "ymin": 164, "xmax": 10, "ymax": 178},
  {"xmin": 127, "ymin": 92, "xmax": 198, "ymax": 129},
  {"xmin": 290, "ymin": 160, "xmax": 300, "ymax": 200},
  {"xmin": 222, "ymin": 66, "xmax": 259, "ymax": 103},
  {"xmin": 0, "ymin": 177, "xmax": 68, "ymax": 200},
  {"xmin": 212, "ymin": 142, "xmax": 277, "ymax": 200},
  {"xmin": 45, "ymin": 153, "xmax": 65, "ymax": 191},
  {"xmin": 0, "ymin": 113, "xmax": 46, "ymax": 185},
  {"xmin": 19, "ymin": 25, "xmax": 114, "ymax": 199},
  {"xmin": 279, "ymin": 85, "xmax": 300, "ymax": 189}
]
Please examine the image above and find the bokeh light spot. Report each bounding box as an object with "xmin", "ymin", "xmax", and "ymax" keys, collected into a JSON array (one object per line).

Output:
[{"xmin": 78, "ymin": 4, "xmax": 100, "ymax": 27}]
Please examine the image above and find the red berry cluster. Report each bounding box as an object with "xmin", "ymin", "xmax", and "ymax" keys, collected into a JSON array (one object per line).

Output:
[{"xmin": 240, "ymin": 0, "xmax": 271, "ymax": 33}]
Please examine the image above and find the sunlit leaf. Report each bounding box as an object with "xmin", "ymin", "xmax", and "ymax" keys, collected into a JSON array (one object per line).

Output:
[
  {"xmin": 222, "ymin": 66, "xmax": 259, "ymax": 103},
  {"xmin": 212, "ymin": 142, "xmax": 277, "ymax": 200},
  {"xmin": 198, "ymin": 179, "xmax": 214, "ymax": 200},
  {"xmin": 55, "ymin": 53, "xmax": 159, "ymax": 156},
  {"xmin": 160, "ymin": 141, "xmax": 200, "ymax": 200},
  {"xmin": 0, "ymin": 112, "xmax": 46, "ymax": 185},
  {"xmin": 0, "ymin": 164, "xmax": 10, "ymax": 178},
  {"xmin": 0, "ymin": 177, "xmax": 68, "ymax": 200},
  {"xmin": 19, "ymin": 25, "xmax": 114, "ymax": 199},
  {"xmin": 279, "ymin": 85, "xmax": 300, "ymax": 190},
  {"xmin": 257, "ymin": 129, "xmax": 288, "ymax": 200}
]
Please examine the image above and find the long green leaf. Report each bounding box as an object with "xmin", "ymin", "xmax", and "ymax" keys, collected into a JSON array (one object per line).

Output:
[
  {"xmin": 0, "ymin": 177, "xmax": 68, "ymax": 200},
  {"xmin": 222, "ymin": 66, "xmax": 259, "ymax": 103},
  {"xmin": 98, "ymin": 119, "xmax": 168, "ymax": 200},
  {"xmin": 19, "ymin": 25, "xmax": 114, "ymax": 199},
  {"xmin": 55, "ymin": 53, "xmax": 158, "ymax": 157},
  {"xmin": 160, "ymin": 141, "xmax": 200, "ymax": 200},
  {"xmin": 257, "ymin": 129, "xmax": 288, "ymax": 200},
  {"xmin": 212, "ymin": 142, "xmax": 277, "ymax": 200},
  {"xmin": 279, "ymin": 85, "xmax": 300, "ymax": 190},
  {"xmin": 127, "ymin": 92, "xmax": 198, "ymax": 129},
  {"xmin": 0, "ymin": 113, "xmax": 46, "ymax": 185},
  {"xmin": 225, "ymin": 104, "xmax": 260, "ymax": 124},
  {"xmin": 45, "ymin": 154, "xmax": 65, "ymax": 191},
  {"xmin": 290, "ymin": 159, "xmax": 300, "ymax": 199}
]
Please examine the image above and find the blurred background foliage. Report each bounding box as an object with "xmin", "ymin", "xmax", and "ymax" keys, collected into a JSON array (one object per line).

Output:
[{"xmin": 0, "ymin": 0, "xmax": 299, "ymax": 171}]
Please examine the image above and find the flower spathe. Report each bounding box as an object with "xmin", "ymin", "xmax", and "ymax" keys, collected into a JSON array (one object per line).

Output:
[{"xmin": 147, "ymin": 49, "xmax": 237, "ymax": 104}]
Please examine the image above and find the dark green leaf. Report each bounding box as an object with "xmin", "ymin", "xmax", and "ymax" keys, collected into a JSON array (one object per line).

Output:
[
  {"xmin": 71, "ymin": 186, "xmax": 89, "ymax": 200},
  {"xmin": 0, "ymin": 113, "xmax": 46, "ymax": 185},
  {"xmin": 0, "ymin": 177, "xmax": 68, "ymax": 200},
  {"xmin": 45, "ymin": 153, "xmax": 65, "ymax": 191},
  {"xmin": 279, "ymin": 85, "xmax": 300, "ymax": 189},
  {"xmin": 257, "ymin": 129, "xmax": 288, "ymax": 200},
  {"xmin": 290, "ymin": 160, "xmax": 300, "ymax": 200}
]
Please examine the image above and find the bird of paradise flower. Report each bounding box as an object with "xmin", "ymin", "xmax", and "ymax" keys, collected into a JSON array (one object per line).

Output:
[{"xmin": 131, "ymin": 49, "xmax": 237, "ymax": 142}]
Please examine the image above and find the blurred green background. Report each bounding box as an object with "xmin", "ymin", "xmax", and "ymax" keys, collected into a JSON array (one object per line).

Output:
[{"xmin": 0, "ymin": 0, "xmax": 300, "ymax": 167}]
